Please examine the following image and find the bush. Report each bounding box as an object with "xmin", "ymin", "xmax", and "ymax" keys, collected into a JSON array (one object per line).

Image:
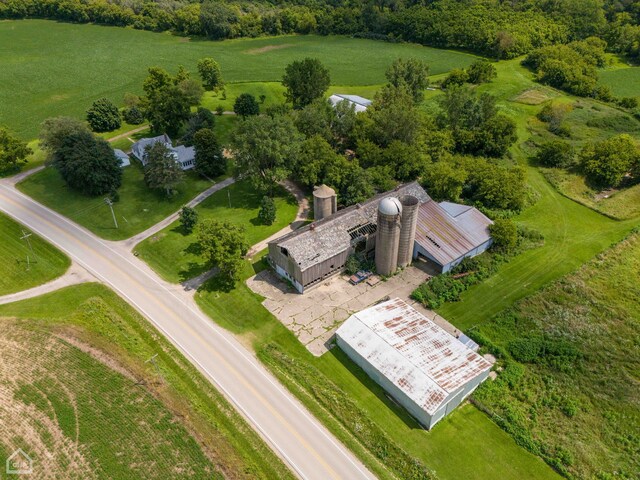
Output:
[
  {"xmin": 441, "ymin": 68, "xmax": 468, "ymax": 89},
  {"xmin": 345, "ymin": 255, "xmax": 360, "ymax": 275},
  {"xmin": 234, "ymin": 93, "xmax": 260, "ymax": 118},
  {"xmin": 466, "ymin": 61, "xmax": 497, "ymax": 84},
  {"xmin": 534, "ymin": 140, "xmax": 575, "ymax": 168},
  {"xmin": 489, "ymin": 218, "xmax": 518, "ymax": 251},
  {"xmin": 86, "ymin": 98, "xmax": 121, "ymax": 132},
  {"xmin": 258, "ymin": 196, "xmax": 276, "ymax": 225},
  {"xmin": 508, "ymin": 337, "xmax": 544, "ymax": 363},
  {"xmin": 123, "ymin": 106, "xmax": 145, "ymax": 125},
  {"xmin": 617, "ymin": 97, "xmax": 639, "ymax": 109},
  {"xmin": 179, "ymin": 206, "xmax": 198, "ymax": 234}
]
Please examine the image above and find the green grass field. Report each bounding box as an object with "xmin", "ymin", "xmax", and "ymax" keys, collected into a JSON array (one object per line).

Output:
[
  {"xmin": 599, "ymin": 66, "xmax": 640, "ymax": 98},
  {"xmin": 472, "ymin": 232, "xmax": 640, "ymax": 479},
  {"xmin": 16, "ymin": 163, "xmax": 222, "ymax": 241},
  {"xmin": 0, "ymin": 212, "xmax": 69, "ymax": 295},
  {"xmin": 135, "ymin": 180, "xmax": 298, "ymax": 282},
  {"xmin": 0, "ymin": 20, "xmax": 478, "ymax": 139},
  {"xmin": 0, "ymin": 283, "xmax": 293, "ymax": 479}
]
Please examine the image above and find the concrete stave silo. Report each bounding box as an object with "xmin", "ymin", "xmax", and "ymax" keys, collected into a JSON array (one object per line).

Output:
[
  {"xmin": 397, "ymin": 194, "xmax": 420, "ymax": 268},
  {"xmin": 375, "ymin": 197, "xmax": 402, "ymax": 276},
  {"xmin": 313, "ymin": 184, "xmax": 337, "ymax": 221}
]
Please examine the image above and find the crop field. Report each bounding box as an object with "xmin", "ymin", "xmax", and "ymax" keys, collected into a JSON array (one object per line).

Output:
[
  {"xmin": 471, "ymin": 232, "xmax": 640, "ymax": 479},
  {"xmin": 0, "ymin": 284, "xmax": 293, "ymax": 479},
  {"xmin": 599, "ymin": 66, "xmax": 640, "ymax": 98},
  {"xmin": 0, "ymin": 19, "xmax": 478, "ymax": 138},
  {"xmin": 16, "ymin": 163, "xmax": 222, "ymax": 241},
  {"xmin": 0, "ymin": 212, "xmax": 69, "ymax": 295},
  {"xmin": 135, "ymin": 180, "xmax": 298, "ymax": 282}
]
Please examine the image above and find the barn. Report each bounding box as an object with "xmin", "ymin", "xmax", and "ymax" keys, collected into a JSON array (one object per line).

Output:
[
  {"xmin": 267, "ymin": 182, "xmax": 493, "ymax": 293},
  {"xmin": 335, "ymin": 298, "xmax": 492, "ymax": 429}
]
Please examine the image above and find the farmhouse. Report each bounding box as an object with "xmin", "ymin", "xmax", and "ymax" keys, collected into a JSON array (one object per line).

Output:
[
  {"xmin": 335, "ymin": 298, "xmax": 492, "ymax": 429},
  {"xmin": 267, "ymin": 182, "xmax": 492, "ymax": 293},
  {"xmin": 130, "ymin": 134, "xmax": 195, "ymax": 170},
  {"xmin": 328, "ymin": 94, "xmax": 372, "ymax": 113}
]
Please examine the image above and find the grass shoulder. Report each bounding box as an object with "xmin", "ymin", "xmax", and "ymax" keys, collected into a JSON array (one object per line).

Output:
[{"xmin": 0, "ymin": 212, "xmax": 70, "ymax": 296}]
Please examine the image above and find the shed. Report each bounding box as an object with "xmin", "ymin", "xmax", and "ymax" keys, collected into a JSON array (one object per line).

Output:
[
  {"xmin": 329, "ymin": 94, "xmax": 372, "ymax": 113},
  {"xmin": 113, "ymin": 148, "xmax": 130, "ymax": 167},
  {"xmin": 335, "ymin": 298, "xmax": 492, "ymax": 429}
]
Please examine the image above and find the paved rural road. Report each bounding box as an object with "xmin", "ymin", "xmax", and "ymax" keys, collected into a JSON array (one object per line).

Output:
[{"xmin": 0, "ymin": 181, "xmax": 376, "ymax": 480}]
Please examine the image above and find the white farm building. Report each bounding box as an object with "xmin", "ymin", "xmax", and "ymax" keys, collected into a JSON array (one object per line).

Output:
[{"xmin": 336, "ymin": 298, "xmax": 492, "ymax": 429}]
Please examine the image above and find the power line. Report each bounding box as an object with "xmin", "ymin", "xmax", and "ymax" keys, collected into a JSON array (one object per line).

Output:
[{"xmin": 104, "ymin": 198, "xmax": 119, "ymax": 229}]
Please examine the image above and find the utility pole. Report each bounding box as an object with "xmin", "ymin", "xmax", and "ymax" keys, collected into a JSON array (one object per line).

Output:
[
  {"xmin": 20, "ymin": 230, "xmax": 36, "ymax": 262},
  {"xmin": 145, "ymin": 353, "xmax": 163, "ymax": 384},
  {"xmin": 228, "ymin": 189, "xmax": 231, "ymax": 208},
  {"xmin": 104, "ymin": 198, "xmax": 118, "ymax": 229}
]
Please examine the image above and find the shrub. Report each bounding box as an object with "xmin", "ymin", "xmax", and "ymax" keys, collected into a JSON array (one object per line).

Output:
[
  {"xmin": 441, "ymin": 68, "xmax": 468, "ymax": 89},
  {"xmin": 234, "ymin": 93, "xmax": 260, "ymax": 118},
  {"xmin": 258, "ymin": 196, "xmax": 276, "ymax": 225},
  {"xmin": 466, "ymin": 61, "xmax": 497, "ymax": 84},
  {"xmin": 508, "ymin": 337, "xmax": 544, "ymax": 363},
  {"xmin": 345, "ymin": 255, "xmax": 360, "ymax": 275},
  {"xmin": 534, "ymin": 140, "xmax": 575, "ymax": 168},
  {"xmin": 489, "ymin": 218, "xmax": 518, "ymax": 250},
  {"xmin": 179, "ymin": 206, "xmax": 198, "ymax": 234},
  {"xmin": 86, "ymin": 98, "xmax": 121, "ymax": 132},
  {"xmin": 617, "ymin": 97, "xmax": 639, "ymax": 109},
  {"xmin": 123, "ymin": 106, "xmax": 145, "ymax": 125}
]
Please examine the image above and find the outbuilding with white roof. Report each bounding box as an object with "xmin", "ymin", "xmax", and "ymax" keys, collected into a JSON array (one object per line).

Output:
[{"xmin": 335, "ymin": 298, "xmax": 492, "ymax": 429}]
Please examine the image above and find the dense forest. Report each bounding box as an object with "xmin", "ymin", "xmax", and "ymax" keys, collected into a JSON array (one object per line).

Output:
[{"xmin": 1, "ymin": 0, "xmax": 640, "ymax": 61}]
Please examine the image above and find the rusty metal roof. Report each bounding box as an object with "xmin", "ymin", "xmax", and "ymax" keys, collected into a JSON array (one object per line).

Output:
[
  {"xmin": 336, "ymin": 298, "xmax": 492, "ymax": 415},
  {"xmin": 415, "ymin": 200, "xmax": 492, "ymax": 267}
]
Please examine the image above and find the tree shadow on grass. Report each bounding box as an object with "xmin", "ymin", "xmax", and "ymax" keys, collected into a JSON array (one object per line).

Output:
[
  {"xmin": 198, "ymin": 272, "xmax": 236, "ymax": 294},
  {"xmin": 184, "ymin": 241, "xmax": 203, "ymax": 256},
  {"xmin": 326, "ymin": 346, "xmax": 426, "ymax": 430}
]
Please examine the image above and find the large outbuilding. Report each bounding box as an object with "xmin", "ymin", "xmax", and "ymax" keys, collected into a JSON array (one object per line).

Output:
[
  {"xmin": 335, "ymin": 298, "xmax": 492, "ymax": 429},
  {"xmin": 267, "ymin": 182, "xmax": 492, "ymax": 293},
  {"xmin": 328, "ymin": 94, "xmax": 372, "ymax": 113}
]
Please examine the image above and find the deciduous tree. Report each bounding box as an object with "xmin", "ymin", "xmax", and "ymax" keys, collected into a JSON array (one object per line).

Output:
[
  {"xmin": 197, "ymin": 219, "xmax": 248, "ymax": 284},
  {"xmin": 282, "ymin": 58, "xmax": 330, "ymax": 109},
  {"xmin": 258, "ymin": 196, "xmax": 276, "ymax": 225},
  {"xmin": 86, "ymin": 98, "xmax": 121, "ymax": 132},
  {"xmin": 197, "ymin": 57, "xmax": 224, "ymax": 91},
  {"xmin": 179, "ymin": 206, "xmax": 198, "ymax": 234},
  {"xmin": 143, "ymin": 142, "xmax": 184, "ymax": 196},
  {"xmin": 0, "ymin": 127, "xmax": 32, "ymax": 173},
  {"xmin": 385, "ymin": 58, "xmax": 430, "ymax": 103},
  {"xmin": 580, "ymin": 134, "xmax": 639, "ymax": 187},
  {"xmin": 233, "ymin": 93, "xmax": 260, "ymax": 118},
  {"xmin": 193, "ymin": 128, "xmax": 225, "ymax": 178}
]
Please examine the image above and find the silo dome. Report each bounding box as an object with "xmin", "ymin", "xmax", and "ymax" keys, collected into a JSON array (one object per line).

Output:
[{"xmin": 378, "ymin": 197, "xmax": 402, "ymax": 216}]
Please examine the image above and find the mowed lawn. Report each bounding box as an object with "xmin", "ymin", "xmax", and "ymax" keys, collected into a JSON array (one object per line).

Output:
[
  {"xmin": 0, "ymin": 283, "xmax": 293, "ymax": 479},
  {"xmin": 599, "ymin": 66, "xmax": 640, "ymax": 99},
  {"xmin": 17, "ymin": 163, "xmax": 218, "ymax": 241},
  {"xmin": 0, "ymin": 19, "xmax": 479, "ymax": 138},
  {"xmin": 136, "ymin": 180, "xmax": 298, "ymax": 282},
  {"xmin": 0, "ymin": 212, "xmax": 69, "ymax": 295}
]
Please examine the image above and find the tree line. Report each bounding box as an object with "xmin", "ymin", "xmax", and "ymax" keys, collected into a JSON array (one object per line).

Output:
[{"xmin": 3, "ymin": 0, "xmax": 640, "ymax": 60}]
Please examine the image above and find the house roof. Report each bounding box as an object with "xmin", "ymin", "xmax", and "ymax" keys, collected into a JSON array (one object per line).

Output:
[
  {"xmin": 113, "ymin": 148, "xmax": 130, "ymax": 166},
  {"xmin": 130, "ymin": 134, "xmax": 171, "ymax": 160},
  {"xmin": 336, "ymin": 298, "xmax": 492, "ymax": 415},
  {"xmin": 173, "ymin": 145, "xmax": 195, "ymax": 163},
  {"xmin": 414, "ymin": 200, "xmax": 492, "ymax": 267},
  {"xmin": 271, "ymin": 182, "xmax": 429, "ymax": 271},
  {"xmin": 329, "ymin": 94, "xmax": 372, "ymax": 112}
]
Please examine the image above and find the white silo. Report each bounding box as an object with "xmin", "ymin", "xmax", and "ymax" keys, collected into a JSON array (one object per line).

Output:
[{"xmin": 313, "ymin": 184, "xmax": 337, "ymax": 221}]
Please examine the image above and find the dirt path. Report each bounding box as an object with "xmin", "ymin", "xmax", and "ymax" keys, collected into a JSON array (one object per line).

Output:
[
  {"xmin": 245, "ymin": 179, "xmax": 309, "ymax": 258},
  {"xmin": 106, "ymin": 125, "xmax": 148, "ymax": 144}
]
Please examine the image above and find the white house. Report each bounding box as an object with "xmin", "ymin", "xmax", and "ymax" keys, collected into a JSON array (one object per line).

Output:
[
  {"xmin": 335, "ymin": 298, "xmax": 492, "ymax": 429},
  {"xmin": 130, "ymin": 134, "xmax": 195, "ymax": 171},
  {"xmin": 329, "ymin": 94, "xmax": 372, "ymax": 113}
]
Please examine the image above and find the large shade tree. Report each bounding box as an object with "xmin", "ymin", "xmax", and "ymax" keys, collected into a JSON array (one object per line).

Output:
[
  {"xmin": 385, "ymin": 58, "xmax": 430, "ymax": 103},
  {"xmin": 282, "ymin": 58, "xmax": 331, "ymax": 109},
  {"xmin": 86, "ymin": 98, "xmax": 121, "ymax": 132},
  {"xmin": 193, "ymin": 128, "xmax": 226, "ymax": 178},
  {"xmin": 197, "ymin": 219, "xmax": 249, "ymax": 284},
  {"xmin": 231, "ymin": 114, "xmax": 303, "ymax": 193},
  {"xmin": 52, "ymin": 130, "xmax": 122, "ymax": 196},
  {"xmin": 197, "ymin": 57, "xmax": 224, "ymax": 91},
  {"xmin": 0, "ymin": 127, "xmax": 32, "ymax": 173}
]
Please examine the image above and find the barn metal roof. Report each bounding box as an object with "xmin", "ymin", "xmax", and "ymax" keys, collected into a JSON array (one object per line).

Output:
[
  {"xmin": 415, "ymin": 200, "xmax": 492, "ymax": 267},
  {"xmin": 336, "ymin": 298, "xmax": 492, "ymax": 415},
  {"xmin": 271, "ymin": 182, "xmax": 430, "ymax": 271}
]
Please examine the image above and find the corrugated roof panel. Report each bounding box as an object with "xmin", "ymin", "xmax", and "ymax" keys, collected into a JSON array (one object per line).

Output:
[{"xmin": 336, "ymin": 298, "xmax": 491, "ymax": 415}]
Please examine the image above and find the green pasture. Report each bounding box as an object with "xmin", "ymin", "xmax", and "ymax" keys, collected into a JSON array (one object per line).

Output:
[
  {"xmin": 135, "ymin": 180, "xmax": 298, "ymax": 283},
  {"xmin": 0, "ymin": 283, "xmax": 293, "ymax": 479},
  {"xmin": 599, "ymin": 66, "xmax": 640, "ymax": 98},
  {"xmin": 16, "ymin": 163, "xmax": 222, "ymax": 241},
  {"xmin": 0, "ymin": 212, "xmax": 69, "ymax": 295},
  {"xmin": 0, "ymin": 19, "xmax": 478, "ymax": 138}
]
